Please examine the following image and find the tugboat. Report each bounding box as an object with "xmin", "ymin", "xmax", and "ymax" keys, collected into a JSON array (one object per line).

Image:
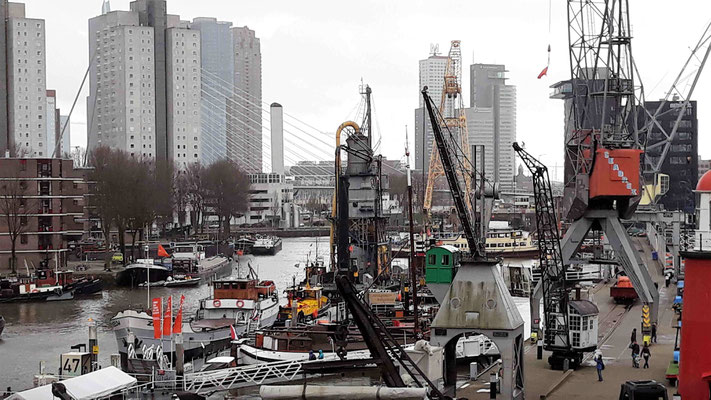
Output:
[
  {"xmin": 252, "ymin": 235, "xmax": 282, "ymax": 256},
  {"xmin": 115, "ymin": 259, "xmax": 173, "ymax": 287},
  {"xmin": 111, "ymin": 264, "xmax": 279, "ymax": 369}
]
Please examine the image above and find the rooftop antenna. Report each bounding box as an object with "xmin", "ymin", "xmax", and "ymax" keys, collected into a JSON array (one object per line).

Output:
[{"xmin": 429, "ymin": 43, "xmax": 440, "ymax": 56}]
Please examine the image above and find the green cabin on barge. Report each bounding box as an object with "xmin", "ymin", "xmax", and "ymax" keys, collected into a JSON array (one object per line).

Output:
[{"xmin": 425, "ymin": 245, "xmax": 461, "ymax": 284}]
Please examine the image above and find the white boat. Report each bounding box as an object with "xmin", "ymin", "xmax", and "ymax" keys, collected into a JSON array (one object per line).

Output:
[{"xmin": 111, "ymin": 267, "xmax": 279, "ymax": 370}]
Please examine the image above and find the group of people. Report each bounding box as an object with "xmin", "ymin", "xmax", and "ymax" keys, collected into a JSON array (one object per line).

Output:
[
  {"xmin": 595, "ymin": 324, "xmax": 658, "ymax": 382},
  {"xmin": 629, "ymin": 327, "xmax": 656, "ymax": 369}
]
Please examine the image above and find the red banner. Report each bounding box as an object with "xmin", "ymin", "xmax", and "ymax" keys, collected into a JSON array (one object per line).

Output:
[
  {"xmin": 152, "ymin": 298, "xmax": 162, "ymax": 339},
  {"xmin": 173, "ymin": 295, "xmax": 185, "ymax": 334},
  {"xmin": 163, "ymin": 296, "xmax": 172, "ymax": 336}
]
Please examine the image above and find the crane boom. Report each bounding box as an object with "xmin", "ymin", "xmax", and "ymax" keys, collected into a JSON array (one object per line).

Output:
[
  {"xmin": 422, "ymin": 88, "xmax": 480, "ymax": 257},
  {"xmin": 512, "ymin": 143, "xmax": 571, "ymax": 353}
]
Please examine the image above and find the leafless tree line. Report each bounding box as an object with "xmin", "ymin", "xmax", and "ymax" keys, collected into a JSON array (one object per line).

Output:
[{"xmin": 89, "ymin": 147, "xmax": 249, "ymax": 264}]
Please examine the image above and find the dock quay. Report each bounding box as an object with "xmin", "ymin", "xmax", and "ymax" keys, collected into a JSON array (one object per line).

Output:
[{"xmin": 457, "ymin": 237, "xmax": 679, "ymax": 399}]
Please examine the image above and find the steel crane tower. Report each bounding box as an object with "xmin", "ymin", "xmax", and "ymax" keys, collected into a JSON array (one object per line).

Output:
[
  {"xmin": 423, "ymin": 40, "xmax": 472, "ymax": 217},
  {"xmin": 550, "ymin": 0, "xmax": 659, "ymax": 332}
]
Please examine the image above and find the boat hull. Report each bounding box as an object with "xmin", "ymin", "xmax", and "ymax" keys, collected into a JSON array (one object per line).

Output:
[
  {"xmin": 115, "ymin": 265, "xmax": 172, "ymax": 287},
  {"xmin": 252, "ymin": 240, "xmax": 282, "ymax": 256}
]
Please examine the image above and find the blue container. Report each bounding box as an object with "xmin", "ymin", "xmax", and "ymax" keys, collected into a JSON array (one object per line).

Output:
[
  {"xmin": 652, "ymin": 251, "xmax": 658, "ymax": 260},
  {"xmin": 674, "ymin": 350, "xmax": 680, "ymax": 363}
]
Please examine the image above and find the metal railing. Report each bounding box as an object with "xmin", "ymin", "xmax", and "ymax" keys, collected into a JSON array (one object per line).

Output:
[{"xmin": 183, "ymin": 359, "xmax": 307, "ymax": 393}]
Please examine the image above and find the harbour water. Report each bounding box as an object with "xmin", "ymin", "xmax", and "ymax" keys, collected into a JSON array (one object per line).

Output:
[
  {"xmin": 0, "ymin": 237, "xmax": 536, "ymax": 391},
  {"xmin": 0, "ymin": 237, "xmax": 321, "ymax": 390}
]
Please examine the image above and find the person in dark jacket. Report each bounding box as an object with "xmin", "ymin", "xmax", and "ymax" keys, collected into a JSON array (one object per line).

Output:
[
  {"xmin": 651, "ymin": 323, "xmax": 657, "ymax": 344},
  {"xmin": 630, "ymin": 328, "xmax": 637, "ymax": 344},
  {"xmin": 641, "ymin": 343, "xmax": 652, "ymax": 368},
  {"xmin": 594, "ymin": 349, "xmax": 604, "ymax": 382},
  {"xmin": 631, "ymin": 341, "xmax": 640, "ymax": 368}
]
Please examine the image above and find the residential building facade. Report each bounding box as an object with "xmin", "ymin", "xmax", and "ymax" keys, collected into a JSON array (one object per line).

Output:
[
  {"xmin": 228, "ymin": 26, "xmax": 262, "ymax": 173},
  {"xmin": 243, "ymin": 173, "xmax": 296, "ymax": 227},
  {"xmin": 87, "ymin": 10, "xmax": 156, "ymax": 158},
  {"xmin": 0, "ymin": 158, "xmax": 89, "ymax": 272},
  {"xmin": 166, "ymin": 19, "xmax": 202, "ymax": 168},
  {"xmin": 6, "ymin": 2, "xmax": 47, "ymax": 157}
]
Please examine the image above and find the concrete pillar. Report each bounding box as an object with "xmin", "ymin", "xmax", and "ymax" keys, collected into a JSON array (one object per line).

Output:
[{"xmin": 270, "ymin": 103, "xmax": 284, "ymax": 175}]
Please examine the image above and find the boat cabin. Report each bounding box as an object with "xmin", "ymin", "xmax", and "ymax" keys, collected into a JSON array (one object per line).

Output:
[
  {"xmin": 214, "ymin": 279, "xmax": 276, "ymax": 301},
  {"xmin": 425, "ymin": 245, "xmax": 461, "ymax": 284}
]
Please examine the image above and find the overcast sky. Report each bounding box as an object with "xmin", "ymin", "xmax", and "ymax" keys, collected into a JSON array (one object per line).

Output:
[{"xmin": 31, "ymin": 0, "xmax": 711, "ymax": 175}]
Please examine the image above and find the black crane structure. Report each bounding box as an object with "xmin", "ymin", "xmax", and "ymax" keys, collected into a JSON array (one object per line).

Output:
[
  {"xmin": 421, "ymin": 87, "xmax": 483, "ymax": 259},
  {"xmin": 512, "ymin": 143, "xmax": 573, "ymax": 360}
]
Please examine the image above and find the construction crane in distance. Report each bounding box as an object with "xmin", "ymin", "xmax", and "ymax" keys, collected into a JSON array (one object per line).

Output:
[{"xmin": 423, "ymin": 40, "xmax": 473, "ymax": 220}]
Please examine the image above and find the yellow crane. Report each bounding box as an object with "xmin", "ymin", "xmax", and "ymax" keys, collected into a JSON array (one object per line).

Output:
[{"xmin": 423, "ymin": 40, "xmax": 472, "ymax": 219}]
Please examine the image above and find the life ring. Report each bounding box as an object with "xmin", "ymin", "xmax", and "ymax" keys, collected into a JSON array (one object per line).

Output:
[
  {"xmin": 236, "ymin": 300, "xmax": 245, "ymax": 308},
  {"xmin": 213, "ymin": 299, "xmax": 221, "ymax": 307}
]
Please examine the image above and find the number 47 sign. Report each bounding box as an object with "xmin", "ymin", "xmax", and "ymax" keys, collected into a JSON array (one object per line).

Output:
[{"xmin": 60, "ymin": 353, "xmax": 91, "ymax": 377}]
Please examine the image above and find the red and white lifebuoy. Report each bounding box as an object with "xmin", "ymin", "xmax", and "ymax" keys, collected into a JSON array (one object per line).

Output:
[
  {"xmin": 213, "ymin": 299, "xmax": 221, "ymax": 307},
  {"xmin": 236, "ymin": 300, "xmax": 245, "ymax": 308}
]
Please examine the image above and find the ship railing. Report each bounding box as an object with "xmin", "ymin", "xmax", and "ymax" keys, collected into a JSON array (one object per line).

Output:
[{"xmin": 183, "ymin": 359, "xmax": 307, "ymax": 393}]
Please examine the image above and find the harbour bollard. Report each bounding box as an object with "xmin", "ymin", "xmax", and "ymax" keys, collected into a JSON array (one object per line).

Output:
[
  {"xmin": 489, "ymin": 372, "xmax": 498, "ymax": 399},
  {"xmin": 537, "ymin": 339, "xmax": 543, "ymax": 360},
  {"xmin": 88, "ymin": 318, "xmax": 98, "ymax": 371}
]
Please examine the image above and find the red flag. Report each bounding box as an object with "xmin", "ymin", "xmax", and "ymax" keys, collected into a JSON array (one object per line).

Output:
[
  {"xmin": 163, "ymin": 296, "xmax": 172, "ymax": 336},
  {"xmin": 173, "ymin": 295, "xmax": 185, "ymax": 334},
  {"xmin": 152, "ymin": 298, "xmax": 162, "ymax": 339},
  {"xmin": 537, "ymin": 66, "xmax": 549, "ymax": 79},
  {"xmin": 230, "ymin": 325, "xmax": 237, "ymax": 340},
  {"xmin": 158, "ymin": 244, "xmax": 170, "ymax": 258}
]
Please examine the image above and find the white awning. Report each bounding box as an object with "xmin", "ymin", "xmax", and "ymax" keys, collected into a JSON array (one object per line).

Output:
[{"xmin": 9, "ymin": 367, "xmax": 136, "ymax": 400}]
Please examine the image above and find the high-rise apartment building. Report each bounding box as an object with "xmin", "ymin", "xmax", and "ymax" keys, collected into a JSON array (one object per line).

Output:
[
  {"xmin": 414, "ymin": 52, "xmax": 449, "ymax": 173},
  {"xmin": 4, "ymin": 2, "xmax": 47, "ymax": 157},
  {"xmin": 166, "ymin": 17, "xmax": 201, "ymax": 167},
  {"xmin": 87, "ymin": 10, "xmax": 156, "ymax": 158},
  {"xmin": 467, "ymin": 64, "xmax": 517, "ymax": 191},
  {"xmin": 191, "ymin": 17, "xmax": 233, "ymax": 165},
  {"xmin": 228, "ymin": 26, "xmax": 262, "ymax": 173},
  {"xmin": 88, "ymin": 2, "xmax": 202, "ymax": 168}
]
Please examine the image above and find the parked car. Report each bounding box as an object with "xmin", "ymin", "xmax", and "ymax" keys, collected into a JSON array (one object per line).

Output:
[{"xmin": 111, "ymin": 252, "xmax": 124, "ymax": 264}]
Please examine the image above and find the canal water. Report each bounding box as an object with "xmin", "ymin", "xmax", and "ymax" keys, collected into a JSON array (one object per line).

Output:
[
  {"xmin": 0, "ymin": 237, "xmax": 536, "ymax": 391},
  {"xmin": 0, "ymin": 237, "xmax": 322, "ymax": 390}
]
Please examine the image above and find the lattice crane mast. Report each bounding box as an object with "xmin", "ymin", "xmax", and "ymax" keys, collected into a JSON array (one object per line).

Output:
[
  {"xmin": 423, "ymin": 40, "xmax": 472, "ymax": 219},
  {"xmin": 513, "ymin": 143, "xmax": 583, "ymax": 366},
  {"xmin": 422, "ymin": 88, "xmax": 482, "ymax": 258}
]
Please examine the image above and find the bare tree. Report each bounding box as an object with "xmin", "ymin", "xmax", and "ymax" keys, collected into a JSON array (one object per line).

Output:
[
  {"xmin": 71, "ymin": 146, "xmax": 88, "ymax": 168},
  {"xmin": 185, "ymin": 162, "xmax": 207, "ymax": 235},
  {"xmin": 175, "ymin": 173, "xmax": 189, "ymax": 227},
  {"xmin": 204, "ymin": 160, "xmax": 250, "ymax": 238},
  {"xmin": 0, "ymin": 164, "xmax": 35, "ymax": 274}
]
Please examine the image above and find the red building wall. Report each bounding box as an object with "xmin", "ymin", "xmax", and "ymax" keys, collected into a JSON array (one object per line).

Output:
[{"xmin": 679, "ymin": 252, "xmax": 711, "ymax": 399}]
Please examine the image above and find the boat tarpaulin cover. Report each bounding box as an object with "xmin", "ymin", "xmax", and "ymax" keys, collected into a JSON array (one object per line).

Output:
[{"xmin": 8, "ymin": 367, "xmax": 136, "ymax": 400}]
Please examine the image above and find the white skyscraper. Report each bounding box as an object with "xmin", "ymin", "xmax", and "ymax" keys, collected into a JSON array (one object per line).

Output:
[
  {"xmin": 415, "ymin": 52, "xmax": 449, "ymax": 173},
  {"xmin": 6, "ymin": 2, "xmax": 47, "ymax": 156},
  {"xmin": 87, "ymin": 10, "xmax": 156, "ymax": 158},
  {"xmin": 45, "ymin": 90, "xmax": 57, "ymax": 157},
  {"xmin": 166, "ymin": 17, "xmax": 202, "ymax": 168},
  {"xmin": 59, "ymin": 115, "xmax": 70, "ymax": 156}
]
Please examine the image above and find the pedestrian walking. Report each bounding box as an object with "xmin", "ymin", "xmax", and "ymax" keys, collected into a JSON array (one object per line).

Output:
[
  {"xmin": 641, "ymin": 343, "xmax": 651, "ymax": 369},
  {"xmin": 630, "ymin": 328, "xmax": 637, "ymax": 345},
  {"xmin": 594, "ymin": 349, "xmax": 604, "ymax": 382},
  {"xmin": 651, "ymin": 323, "xmax": 657, "ymax": 344},
  {"xmin": 631, "ymin": 341, "xmax": 640, "ymax": 368}
]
